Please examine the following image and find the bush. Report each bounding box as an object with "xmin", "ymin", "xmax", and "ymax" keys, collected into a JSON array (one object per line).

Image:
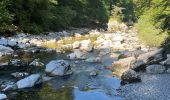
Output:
[{"xmin": 0, "ymin": 0, "xmax": 14, "ymax": 34}]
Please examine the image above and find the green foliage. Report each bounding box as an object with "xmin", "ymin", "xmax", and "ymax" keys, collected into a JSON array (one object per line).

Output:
[
  {"xmin": 113, "ymin": 0, "xmax": 170, "ymax": 47},
  {"xmin": 48, "ymin": 5, "xmax": 76, "ymax": 31},
  {"xmin": 0, "ymin": 0, "xmax": 14, "ymax": 34},
  {"xmin": 0, "ymin": 0, "xmax": 110, "ymax": 34}
]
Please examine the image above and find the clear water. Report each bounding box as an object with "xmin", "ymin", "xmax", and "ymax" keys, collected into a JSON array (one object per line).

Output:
[{"xmin": 0, "ymin": 52, "xmax": 124, "ymax": 100}]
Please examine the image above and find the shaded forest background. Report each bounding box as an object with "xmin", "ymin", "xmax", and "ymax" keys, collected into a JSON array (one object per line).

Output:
[{"xmin": 0, "ymin": 0, "xmax": 169, "ymax": 46}]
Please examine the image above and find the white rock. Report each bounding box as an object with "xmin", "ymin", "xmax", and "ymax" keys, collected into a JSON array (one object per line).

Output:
[
  {"xmin": 11, "ymin": 72, "xmax": 29, "ymax": 78},
  {"xmin": 100, "ymin": 40, "xmax": 113, "ymax": 48},
  {"xmin": 29, "ymin": 59, "xmax": 44, "ymax": 67},
  {"xmin": 74, "ymin": 33, "xmax": 82, "ymax": 38},
  {"xmin": 73, "ymin": 41, "xmax": 81, "ymax": 49},
  {"xmin": 112, "ymin": 35, "xmax": 123, "ymax": 42},
  {"xmin": 146, "ymin": 64, "xmax": 166, "ymax": 74},
  {"xmin": 0, "ymin": 94, "xmax": 7, "ymax": 100},
  {"xmin": 74, "ymin": 49, "xmax": 85, "ymax": 59},
  {"xmin": 80, "ymin": 39, "xmax": 93, "ymax": 51},
  {"xmin": 16, "ymin": 74, "xmax": 41, "ymax": 89},
  {"xmin": 45, "ymin": 60, "xmax": 71, "ymax": 76}
]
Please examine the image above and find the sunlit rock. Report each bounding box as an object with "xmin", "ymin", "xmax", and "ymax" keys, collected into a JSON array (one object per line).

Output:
[
  {"xmin": 73, "ymin": 41, "xmax": 81, "ymax": 49},
  {"xmin": 16, "ymin": 74, "xmax": 41, "ymax": 89},
  {"xmin": 29, "ymin": 58, "xmax": 44, "ymax": 67},
  {"xmin": 111, "ymin": 57, "xmax": 136, "ymax": 76},
  {"xmin": 80, "ymin": 39, "xmax": 93, "ymax": 52},
  {"xmin": 45, "ymin": 60, "xmax": 72, "ymax": 76},
  {"xmin": 0, "ymin": 94, "xmax": 7, "ymax": 100}
]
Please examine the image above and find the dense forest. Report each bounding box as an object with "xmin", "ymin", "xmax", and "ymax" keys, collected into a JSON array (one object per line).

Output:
[{"xmin": 0, "ymin": 0, "xmax": 169, "ymax": 46}]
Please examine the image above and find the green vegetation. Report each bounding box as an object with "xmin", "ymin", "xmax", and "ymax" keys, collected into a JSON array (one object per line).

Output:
[
  {"xmin": 0, "ymin": 0, "xmax": 109, "ymax": 34},
  {"xmin": 113, "ymin": 0, "xmax": 170, "ymax": 46}
]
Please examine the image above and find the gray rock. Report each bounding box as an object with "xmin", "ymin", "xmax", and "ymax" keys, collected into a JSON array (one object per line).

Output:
[
  {"xmin": 85, "ymin": 57, "xmax": 101, "ymax": 63},
  {"xmin": 29, "ymin": 59, "xmax": 44, "ymax": 67},
  {"xmin": 0, "ymin": 94, "xmax": 7, "ymax": 100},
  {"xmin": 0, "ymin": 45, "xmax": 14, "ymax": 56},
  {"xmin": 11, "ymin": 72, "xmax": 29, "ymax": 78},
  {"xmin": 16, "ymin": 74, "xmax": 41, "ymax": 89},
  {"xmin": 121, "ymin": 69, "xmax": 141, "ymax": 83},
  {"xmin": 137, "ymin": 48, "xmax": 163, "ymax": 63},
  {"xmin": 160, "ymin": 54, "xmax": 170, "ymax": 65},
  {"xmin": 45, "ymin": 60, "xmax": 72, "ymax": 76},
  {"xmin": 146, "ymin": 64, "xmax": 166, "ymax": 74},
  {"xmin": 9, "ymin": 59, "xmax": 26, "ymax": 67},
  {"xmin": 167, "ymin": 68, "xmax": 170, "ymax": 73}
]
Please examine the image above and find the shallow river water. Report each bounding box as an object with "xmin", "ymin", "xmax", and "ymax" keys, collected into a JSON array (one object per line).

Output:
[{"xmin": 0, "ymin": 52, "xmax": 124, "ymax": 100}]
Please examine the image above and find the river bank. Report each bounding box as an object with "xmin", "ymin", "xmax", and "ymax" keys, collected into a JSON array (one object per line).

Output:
[{"xmin": 0, "ymin": 21, "xmax": 169, "ymax": 100}]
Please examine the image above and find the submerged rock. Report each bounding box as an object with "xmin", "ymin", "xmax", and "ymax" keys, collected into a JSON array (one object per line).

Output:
[
  {"xmin": 67, "ymin": 49, "xmax": 85, "ymax": 59},
  {"xmin": 29, "ymin": 59, "xmax": 44, "ymax": 67},
  {"xmin": 16, "ymin": 74, "xmax": 41, "ymax": 89},
  {"xmin": 85, "ymin": 57, "xmax": 101, "ymax": 63},
  {"xmin": 11, "ymin": 72, "xmax": 29, "ymax": 78},
  {"xmin": 45, "ymin": 60, "xmax": 72, "ymax": 76},
  {"xmin": 0, "ymin": 93, "xmax": 7, "ymax": 100},
  {"xmin": 9, "ymin": 59, "xmax": 26, "ymax": 67},
  {"xmin": 146, "ymin": 64, "xmax": 166, "ymax": 74},
  {"xmin": 121, "ymin": 69, "xmax": 141, "ymax": 84}
]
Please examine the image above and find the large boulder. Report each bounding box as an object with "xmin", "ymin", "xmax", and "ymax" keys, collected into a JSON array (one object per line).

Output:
[
  {"xmin": 67, "ymin": 49, "xmax": 85, "ymax": 59},
  {"xmin": 137, "ymin": 48, "xmax": 163, "ymax": 63},
  {"xmin": 111, "ymin": 57, "xmax": 136, "ymax": 76},
  {"xmin": 121, "ymin": 69, "xmax": 141, "ymax": 84},
  {"xmin": 0, "ymin": 94, "xmax": 7, "ymax": 100},
  {"xmin": 80, "ymin": 39, "xmax": 93, "ymax": 52},
  {"xmin": 146, "ymin": 64, "xmax": 166, "ymax": 74},
  {"xmin": 72, "ymin": 41, "xmax": 81, "ymax": 49},
  {"xmin": 0, "ymin": 45, "xmax": 14, "ymax": 56},
  {"xmin": 45, "ymin": 60, "xmax": 72, "ymax": 76},
  {"xmin": 132, "ymin": 48, "xmax": 163, "ymax": 70},
  {"xmin": 16, "ymin": 74, "xmax": 41, "ymax": 89}
]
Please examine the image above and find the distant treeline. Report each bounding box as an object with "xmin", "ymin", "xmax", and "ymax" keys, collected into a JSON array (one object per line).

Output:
[
  {"xmin": 0, "ymin": 0, "xmax": 109, "ymax": 34},
  {"xmin": 113, "ymin": 0, "xmax": 169, "ymax": 46}
]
